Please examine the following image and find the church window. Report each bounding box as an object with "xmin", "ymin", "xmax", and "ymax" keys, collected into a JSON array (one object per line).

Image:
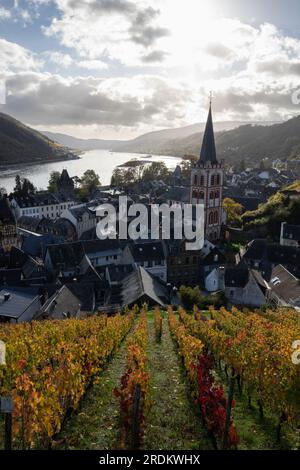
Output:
[
  {"xmin": 215, "ymin": 190, "xmax": 220, "ymax": 199},
  {"xmin": 193, "ymin": 175, "xmax": 198, "ymax": 185},
  {"xmin": 200, "ymin": 175, "xmax": 204, "ymax": 186},
  {"xmin": 199, "ymin": 191, "xmax": 204, "ymax": 200},
  {"xmin": 216, "ymin": 174, "xmax": 221, "ymax": 185},
  {"xmin": 210, "ymin": 175, "xmax": 215, "ymax": 186}
]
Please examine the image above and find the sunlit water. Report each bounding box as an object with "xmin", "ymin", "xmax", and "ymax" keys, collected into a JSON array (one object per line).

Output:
[{"xmin": 0, "ymin": 149, "xmax": 182, "ymax": 193}]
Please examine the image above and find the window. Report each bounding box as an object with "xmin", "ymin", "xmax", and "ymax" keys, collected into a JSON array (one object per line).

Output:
[
  {"xmin": 215, "ymin": 190, "xmax": 220, "ymax": 199},
  {"xmin": 193, "ymin": 174, "xmax": 198, "ymax": 185},
  {"xmin": 200, "ymin": 175, "xmax": 204, "ymax": 186},
  {"xmin": 216, "ymin": 174, "xmax": 221, "ymax": 185},
  {"xmin": 211, "ymin": 175, "xmax": 215, "ymax": 186},
  {"xmin": 199, "ymin": 191, "xmax": 204, "ymax": 200},
  {"xmin": 210, "ymin": 191, "xmax": 214, "ymax": 199}
]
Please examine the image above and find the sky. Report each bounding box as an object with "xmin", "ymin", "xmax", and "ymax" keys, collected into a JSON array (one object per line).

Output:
[{"xmin": 1, "ymin": 0, "xmax": 300, "ymax": 139}]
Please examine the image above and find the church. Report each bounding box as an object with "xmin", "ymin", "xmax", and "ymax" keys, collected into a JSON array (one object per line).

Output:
[{"xmin": 190, "ymin": 101, "xmax": 226, "ymax": 241}]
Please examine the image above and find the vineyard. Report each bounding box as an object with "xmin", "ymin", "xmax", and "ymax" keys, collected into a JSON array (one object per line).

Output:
[{"xmin": 0, "ymin": 306, "xmax": 299, "ymax": 450}]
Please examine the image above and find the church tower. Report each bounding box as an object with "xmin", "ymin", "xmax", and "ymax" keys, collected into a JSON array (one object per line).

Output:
[{"xmin": 190, "ymin": 100, "xmax": 224, "ymax": 241}]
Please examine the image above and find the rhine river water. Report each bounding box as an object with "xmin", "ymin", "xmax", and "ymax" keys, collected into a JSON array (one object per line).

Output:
[{"xmin": 0, "ymin": 149, "xmax": 182, "ymax": 193}]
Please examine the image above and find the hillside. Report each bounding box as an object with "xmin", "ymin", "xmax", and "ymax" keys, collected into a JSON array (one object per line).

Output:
[
  {"xmin": 0, "ymin": 113, "xmax": 75, "ymax": 166},
  {"xmin": 42, "ymin": 131, "xmax": 123, "ymax": 151},
  {"xmin": 152, "ymin": 116, "xmax": 300, "ymax": 165},
  {"xmin": 242, "ymin": 182, "xmax": 300, "ymax": 236},
  {"xmin": 42, "ymin": 121, "xmax": 263, "ymax": 153}
]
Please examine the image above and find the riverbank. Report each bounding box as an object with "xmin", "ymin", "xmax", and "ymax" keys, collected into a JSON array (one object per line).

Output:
[{"xmin": 0, "ymin": 153, "xmax": 81, "ymax": 172}]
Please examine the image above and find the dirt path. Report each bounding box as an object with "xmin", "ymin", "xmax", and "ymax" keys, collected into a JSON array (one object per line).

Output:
[{"xmin": 144, "ymin": 312, "xmax": 211, "ymax": 450}]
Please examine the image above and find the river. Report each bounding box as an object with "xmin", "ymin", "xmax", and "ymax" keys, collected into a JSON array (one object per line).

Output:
[{"xmin": 0, "ymin": 150, "xmax": 182, "ymax": 193}]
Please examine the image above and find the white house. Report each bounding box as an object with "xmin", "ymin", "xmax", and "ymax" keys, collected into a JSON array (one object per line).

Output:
[{"xmin": 10, "ymin": 193, "xmax": 75, "ymax": 220}]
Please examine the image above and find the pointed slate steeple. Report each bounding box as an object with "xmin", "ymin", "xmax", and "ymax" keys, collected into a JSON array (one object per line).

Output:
[{"xmin": 198, "ymin": 100, "xmax": 217, "ymax": 165}]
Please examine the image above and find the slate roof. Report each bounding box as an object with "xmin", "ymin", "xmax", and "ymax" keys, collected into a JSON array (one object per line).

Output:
[
  {"xmin": 64, "ymin": 282, "xmax": 95, "ymax": 312},
  {"xmin": 198, "ymin": 103, "xmax": 217, "ymax": 165},
  {"xmin": 130, "ymin": 241, "xmax": 166, "ymax": 262},
  {"xmin": 0, "ymin": 288, "xmax": 39, "ymax": 320},
  {"xmin": 121, "ymin": 266, "xmax": 167, "ymax": 307},
  {"xmin": 269, "ymin": 264, "xmax": 300, "ymax": 304},
  {"xmin": 38, "ymin": 285, "xmax": 81, "ymax": 319},
  {"xmin": 14, "ymin": 191, "xmax": 72, "ymax": 208},
  {"xmin": 46, "ymin": 242, "xmax": 85, "ymax": 269}
]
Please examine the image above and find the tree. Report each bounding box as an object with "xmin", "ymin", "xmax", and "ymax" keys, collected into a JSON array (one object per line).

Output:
[
  {"xmin": 223, "ymin": 197, "xmax": 244, "ymax": 227},
  {"xmin": 79, "ymin": 170, "xmax": 101, "ymax": 199},
  {"xmin": 13, "ymin": 175, "xmax": 36, "ymax": 197},
  {"xmin": 179, "ymin": 285, "xmax": 202, "ymax": 310},
  {"xmin": 142, "ymin": 162, "xmax": 170, "ymax": 182},
  {"xmin": 47, "ymin": 171, "xmax": 61, "ymax": 193}
]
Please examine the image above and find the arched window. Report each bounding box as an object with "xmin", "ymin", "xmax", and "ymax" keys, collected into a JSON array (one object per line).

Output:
[
  {"xmin": 193, "ymin": 174, "xmax": 198, "ymax": 185},
  {"xmin": 210, "ymin": 175, "xmax": 215, "ymax": 186},
  {"xmin": 208, "ymin": 212, "xmax": 213, "ymax": 225},
  {"xmin": 192, "ymin": 190, "xmax": 197, "ymax": 198},
  {"xmin": 199, "ymin": 191, "xmax": 204, "ymax": 200},
  {"xmin": 200, "ymin": 175, "xmax": 204, "ymax": 186},
  {"xmin": 216, "ymin": 174, "xmax": 221, "ymax": 185},
  {"xmin": 214, "ymin": 211, "xmax": 219, "ymax": 223},
  {"xmin": 215, "ymin": 190, "xmax": 220, "ymax": 199},
  {"xmin": 210, "ymin": 191, "xmax": 214, "ymax": 199}
]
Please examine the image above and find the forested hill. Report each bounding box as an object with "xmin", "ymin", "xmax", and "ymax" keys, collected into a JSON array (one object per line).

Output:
[
  {"xmin": 117, "ymin": 116, "xmax": 300, "ymax": 166},
  {"xmin": 0, "ymin": 112, "xmax": 75, "ymax": 166}
]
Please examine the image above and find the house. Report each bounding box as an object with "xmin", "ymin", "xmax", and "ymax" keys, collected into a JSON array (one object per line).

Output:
[
  {"xmin": 36, "ymin": 285, "xmax": 81, "ymax": 320},
  {"xmin": 280, "ymin": 222, "xmax": 300, "ymax": 247},
  {"xmin": 224, "ymin": 266, "xmax": 268, "ymax": 307},
  {"xmin": 0, "ymin": 287, "xmax": 41, "ymax": 323},
  {"xmin": 10, "ymin": 192, "xmax": 75, "ymax": 220},
  {"xmin": 124, "ymin": 241, "xmax": 167, "ymax": 281},
  {"xmin": 82, "ymin": 239, "xmax": 123, "ymax": 267},
  {"xmin": 64, "ymin": 282, "xmax": 96, "ymax": 313},
  {"xmin": 60, "ymin": 204, "xmax": 97, "ymax": 238},
  {"xmin": 167, "ymin": 238, "xmax": 226, "ymax": 287},
  {"xmin": 0, "ymin": 196, "xmax": 17, "ymax": 252},
  {"xmin": 44, "ymin": 242, "xmax": 85, "ymax": 276},
  {"xmin": 267, "ymin": 264, "xmax": 300, "ymax": 308},
  {"xmin": 238, "ymin": 239, "xmax": 300, "ymax": 279}
]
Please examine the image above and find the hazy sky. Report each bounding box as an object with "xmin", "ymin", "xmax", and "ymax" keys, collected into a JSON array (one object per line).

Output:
[{"xmin": 1, "ymin": 0, "xmax": 300, "ymax": 139}]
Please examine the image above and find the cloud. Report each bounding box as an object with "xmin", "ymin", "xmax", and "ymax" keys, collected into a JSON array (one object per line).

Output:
[
  {"xmin": 0, "ymin": 7, "xmax": 11, "ymax": 20},
  {"xmin": 77, "ymin": 60, "xmax": 108, "ymax": 70},
  {"xmin": 42, "ymin": 0, "xmax": 169, "ymax": 66},
  {"xmin": 141, "ymin": 50, "xmax": 168, "ymax": 63},
  {"xmin": 47, "ymin": 51, "xmax": 73, "ymax": 67},
  {"xmin": 3, "ymin": 72, "xmax": 189, "ymax": 130},
  {"xmin": 0, "ymin": 38, "xmax": 42, "ymax": 72}
]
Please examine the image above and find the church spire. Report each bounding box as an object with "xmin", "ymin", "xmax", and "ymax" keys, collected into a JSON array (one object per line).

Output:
[{"xmin": 198, "ymin": 97, "xmax": 217, "ymax": 165}]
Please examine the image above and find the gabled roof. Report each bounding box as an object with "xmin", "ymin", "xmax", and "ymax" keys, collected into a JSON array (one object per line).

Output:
[
  {"xmin": 0, "ymin": 288, "xmax": 39, "ymax": 319},
  {"xmin": 38, "ymin": 285, "xmax": 81, "ymax": 320},
  {"xmin": 121, "ymin": 266, "xmax": 167, "ymax": 307},
  {"xmin": 269, "ymin": 264, "xmax": 300, "ymax": 304},
  {"xmin": 198, "ymin": 103, "xmax": 217, "ymax": 165}
]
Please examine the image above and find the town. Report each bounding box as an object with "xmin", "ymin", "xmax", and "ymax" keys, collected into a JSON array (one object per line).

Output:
[{"xmin": 0, "ymin": 101, "xmax": 300, "ymax": 323}]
